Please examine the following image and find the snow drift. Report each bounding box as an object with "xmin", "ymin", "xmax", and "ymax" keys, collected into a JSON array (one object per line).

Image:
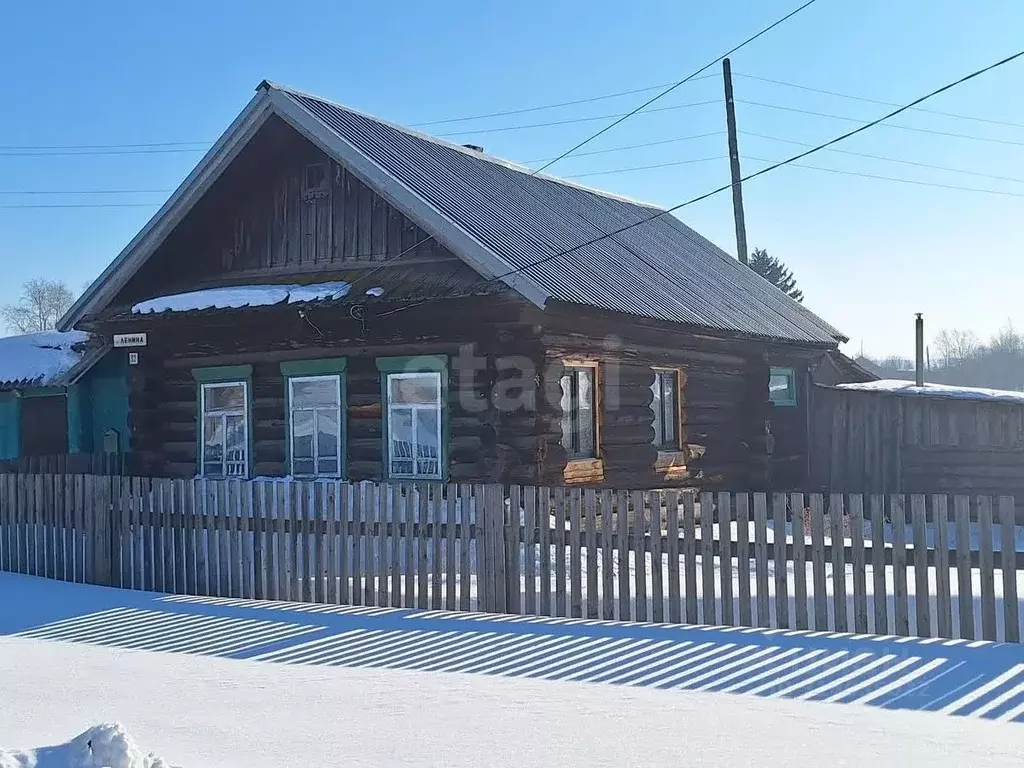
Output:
[{"xmin": 0, "ymin": 723, "xmax": 172, "ymax": 768}]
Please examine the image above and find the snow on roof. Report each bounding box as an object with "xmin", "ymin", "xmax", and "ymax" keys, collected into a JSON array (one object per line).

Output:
[
  {"xmin": 835, "ymin": 379, "xmax": 1024, "ymax": 405},
  {"xmin": 0, "ymin": 330, "xmax": 90, "ymax": 388},
  {"xmin": 131, "ymin": 282, "xmax": 352, "ymax": 315}
]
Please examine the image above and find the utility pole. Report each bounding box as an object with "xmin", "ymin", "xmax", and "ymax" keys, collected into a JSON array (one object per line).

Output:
[{"xmin": 723, "ymin": 57, "xmax": 748, "ymax": 265}]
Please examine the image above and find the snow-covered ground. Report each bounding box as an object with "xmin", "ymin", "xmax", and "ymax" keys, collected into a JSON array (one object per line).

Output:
[
  {"xmin": 2, "ymin": 574, "xmax": 1023, "ymax": 767},
  {"xmin": 0, "ymin": 724, "xmax": 170, "ymax": 768}
]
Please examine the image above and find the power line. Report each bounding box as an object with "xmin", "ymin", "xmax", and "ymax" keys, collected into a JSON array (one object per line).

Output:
[
  {"xmin": 436, "ymin": 100, "xmax": 718, "ymax": 138},
  {"xmin": 530, "ymin": 0, "xmax": 822, "ymax": 175},
  {"xmin": 335, "ymin": 0, "xmax": 823, "ymax": 296},
  {"xmin": 520, "ymin": 132, "xmax": 724, "ymax": 165},
  {"xmin": 737, "ymin": 99, "xmax": 1024, "ymax": 147},
  {"xmin": 383, "ymin": 48, "xmax": 1024, "ymax": 312},
  {"xmin": 0, "ymin": 202, "xmax": 160, "ymax": 209},
  {"xmin": 565, "ymin": 156, "xmax": 724, "ymax": 179},
  {"xmin": 410, "ymin": 76, "xmax": 718, "ymax": 127},
  {"xmin": 745, "ymin": 155, "xmax": 1024, "ymax": 197},
  {"xmin": 741, "ymin": 130, "xmax": 1024, "ymax": 185},
  {"xmin": 0, "ymin": 189, "xmax": 172, "ymax": 195},
  {"xmin": 0, "ymin": 147, "xmax": 208, "ymax": 157},
  {"xmin": 0, "ymin": 140, "xmax": 208, "ymax": 151},
  {"xmin": 735, "ymin": 71, "xmax": 1024, "ymax": 130}
]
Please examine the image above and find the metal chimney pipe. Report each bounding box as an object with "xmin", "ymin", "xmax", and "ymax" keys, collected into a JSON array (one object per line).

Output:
[{"xmin": 915, "ymin": 313, "xmax": 925, "ymax": 387}]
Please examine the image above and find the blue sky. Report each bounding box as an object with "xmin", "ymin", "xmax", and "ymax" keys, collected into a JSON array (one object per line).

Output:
[{"xmin": 1, "ymin": 0, "xmax": 1022, "ymax": 357}]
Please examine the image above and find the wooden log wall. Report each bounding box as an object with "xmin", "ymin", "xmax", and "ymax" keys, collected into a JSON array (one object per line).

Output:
[
  {"xmin": 538, "ymin": 303, "xmax": 806, "ymax": 490},
  {"xmin": 763, "ymin": 359, "xmax": 811, "ymax": 490},
  {"xmin": 116, "ymin": 297, "xmax": 554, "ymax": 485},
  {"xmin": 600, "ymin": 363, "xmax": 658, "ymax": 487}
]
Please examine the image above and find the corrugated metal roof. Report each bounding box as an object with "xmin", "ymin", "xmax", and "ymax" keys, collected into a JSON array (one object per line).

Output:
[{"xmin": 275, "ymin": 85, "xmax": 844, "ymax": 346}]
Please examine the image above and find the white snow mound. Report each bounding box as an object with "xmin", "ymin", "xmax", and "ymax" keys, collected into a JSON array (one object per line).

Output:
[{"xmin": 0, "ymin": 723, "xmax": 172, "ymax": 768}]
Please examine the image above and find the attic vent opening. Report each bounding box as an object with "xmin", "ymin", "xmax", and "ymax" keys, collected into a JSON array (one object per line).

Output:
[
  {"xmin": 462, "ymin": 144, "xmax": 484, "ymax": 153},
  {"xmin": 303, "ymin": 163, "xmax": 329, "ymax": 201}
]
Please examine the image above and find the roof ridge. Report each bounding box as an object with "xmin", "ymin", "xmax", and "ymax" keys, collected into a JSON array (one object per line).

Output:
[{"xmin": 264, "ymin": 81, "xmax": 670, "ymax": 212}]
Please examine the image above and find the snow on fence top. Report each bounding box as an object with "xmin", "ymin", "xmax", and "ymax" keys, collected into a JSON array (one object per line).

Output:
[
  {"xmin": 0, "ymin": 330, "xmax": 90, "ymax": 388},
  {"xmin": 835, "ymin": 379, "xmax": 1024, "ymax": 405},
  {"xmin": 131, "ymin": 281, "xmax": 352, "ymax": 315}
]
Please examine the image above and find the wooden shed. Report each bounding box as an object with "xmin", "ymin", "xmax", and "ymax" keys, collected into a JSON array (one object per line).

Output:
[
  {"xmin": 0, "ymin": 332, "xmax": 128, "ymax": 464},
  {"xmin": 59, "ymin": 81, "xmax": 856, "ymax": 490}
]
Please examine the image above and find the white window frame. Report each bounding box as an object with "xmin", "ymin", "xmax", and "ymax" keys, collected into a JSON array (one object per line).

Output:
[
  {"xmin": 386, "ymin": 371, "xmax": 443, "ymax": 480},
  {"xmin": 287, "ymin": 374, "xmax": 343, "ymax": 478},
  {"xmin": 200, "ymin": 380, "xmax": 249, "ymax": 479}
]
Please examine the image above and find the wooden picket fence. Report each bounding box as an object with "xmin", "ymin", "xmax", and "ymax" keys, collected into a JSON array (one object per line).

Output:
[{"xmin": 0, "ymin": 474, "xmax": 1021, "ymax": 643}]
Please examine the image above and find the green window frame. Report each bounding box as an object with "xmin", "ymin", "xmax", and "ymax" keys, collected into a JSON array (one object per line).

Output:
[
  {"xmin": 769, "ymin": 366, "xmax": 798, "ymax": 407},
  {"xmin": 192, "ymin": 365, "xmax": 253, "ymax": 478},
  {"xmin": 377, "ymin": 356, "xmax": 449, "ymax": 481},
  {"xmin": 281, "ymin": 358, "xmax": 347, "ymax": 479}
]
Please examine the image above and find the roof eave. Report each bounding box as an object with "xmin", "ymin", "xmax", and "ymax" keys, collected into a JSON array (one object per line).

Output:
[{"xmin": 57, "ymin": 90, "xmax": 277, "ymax": 331}]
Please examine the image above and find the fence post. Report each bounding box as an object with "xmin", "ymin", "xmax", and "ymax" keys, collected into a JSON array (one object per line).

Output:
[
  {"xmin": 488, "ymin": 484, "xmax": 507, "ymax": 614},
  {"xmin": 85, "ymin": 475, "xmax": 113, "ymax": 586}
]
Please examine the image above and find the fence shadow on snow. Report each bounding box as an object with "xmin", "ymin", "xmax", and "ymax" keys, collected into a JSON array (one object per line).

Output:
[{"xmin": 3, "ymin": 572, "xmax": 1024, "ymax": 724}]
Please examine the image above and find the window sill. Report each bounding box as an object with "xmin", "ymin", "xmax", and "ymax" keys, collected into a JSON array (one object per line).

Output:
[
  {"xmin": 654, "ymin": 450, "xmax": 688, "ymax": 480},
  {"xmin": 563, "ymin": 458, "xmax": 604, "ymax": 485}
]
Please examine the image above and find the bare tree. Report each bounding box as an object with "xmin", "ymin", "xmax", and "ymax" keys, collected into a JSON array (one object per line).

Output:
[
  {"xmin": 1, "ymin": 278, "xmax": 76, "ymax": 334},
  {"xmin": 933, "ymin": 329, "xmax": 981, "ymax": 366}
]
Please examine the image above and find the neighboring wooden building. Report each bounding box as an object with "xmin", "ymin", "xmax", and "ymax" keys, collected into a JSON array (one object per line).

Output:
[
  {"xmin": 60, "ymin": 81, "xmax": 854, "ymax": 489},
  {"xmin": 811, "ymin": 380, "xmax": 1024, "ymax": 504},
  {"xmin": 0, "ymin": 332, "xmax": 128, "ymax": 463}
]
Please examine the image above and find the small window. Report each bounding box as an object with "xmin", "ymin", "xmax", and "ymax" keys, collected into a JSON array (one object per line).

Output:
[
  {"xmin": 560, "ymin": 365, "xmax": 597, "ymax": 460},
  {"xmin": 288, "ymin": 375, "xmax": 342, "ymax": 478},
  {"xmin": 386, "ymin": 372, "xmax": 443, "ymax": 479},
  {"xmin": 201, "ymin": 381, "xmax": 249, "ymax": 478},
  {"xmin": 651, "ymin": 369, "xmax": 679, "ymax": 449},
  {"xmin": 769, "ymin": 367, "xmax": 797, "ymax": 407}
]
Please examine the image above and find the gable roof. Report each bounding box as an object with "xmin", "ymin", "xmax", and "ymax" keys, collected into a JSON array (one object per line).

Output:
[{"xmin": 61, "ymin": 81, "xmax": 844, "ymax": 346}]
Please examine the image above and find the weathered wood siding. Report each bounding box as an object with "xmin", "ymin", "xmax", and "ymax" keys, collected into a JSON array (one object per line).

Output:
[
  {"xmin": 810, "ymin": 386, "xmax": 1024, "ymax": 504},
  {"xmin": 115, "ymin": 116, "xmax": 451, "ymax": 306}
]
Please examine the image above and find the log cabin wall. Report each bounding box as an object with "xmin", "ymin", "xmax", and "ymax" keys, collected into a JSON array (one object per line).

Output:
[
  {"xmin": 538, "ymin": 303, "xmax": 824, "ymax": 490},
  {"xmin": 115, "ymin": 297, "xmax": 550, "ymax": 484},
  {"xmin": 116, "ymin": 299, "xmax": 826, "ymax": 489},
  {"xmin": 114, "ymin": 116, "xmax": 453, "ymax": 306}
]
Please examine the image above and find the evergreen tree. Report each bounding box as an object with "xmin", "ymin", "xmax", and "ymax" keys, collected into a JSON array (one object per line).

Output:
[{"xmin": 748, "ymin": 248, "xmax": 803, "ymax": 303}]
